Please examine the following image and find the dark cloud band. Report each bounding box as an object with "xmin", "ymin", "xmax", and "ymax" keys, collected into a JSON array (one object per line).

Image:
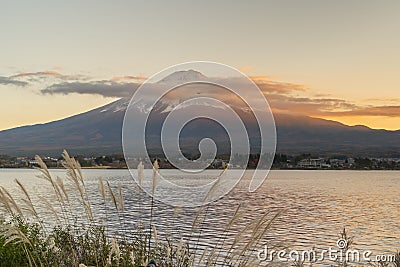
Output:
[
  {"xmin": 41, "ymin": 81, "xmax": 140, "ymax": 98},
  {"xmin": 0, "ymin": 76, "xmax": 28, "ymax": 86}
]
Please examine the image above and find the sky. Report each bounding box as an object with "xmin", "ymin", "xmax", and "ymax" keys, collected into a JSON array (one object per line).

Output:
[{"xmin": 0, "ymin": 0, "xmax": 399, "ymax": 130}]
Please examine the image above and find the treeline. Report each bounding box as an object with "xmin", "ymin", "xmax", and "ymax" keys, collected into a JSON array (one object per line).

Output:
[
  {"xmin": 73, "ymin": 154, "xmax": 126, "ymax": 167},
  {"xmin": 1, "ymin": 153, "xmax": 400, "ymax": 170},
  {"xmin": 272, "ymin": 153, "xmax": 400, "ymax": 170}
]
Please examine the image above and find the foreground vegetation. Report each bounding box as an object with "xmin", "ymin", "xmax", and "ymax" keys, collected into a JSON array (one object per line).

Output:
[
  {"xmin": 0, "ymin": 151, "xmax": 280, "ymax": 266},
  {"xmin": 0, "ymin": 216, "xmax": 195, "ymax": 267}
]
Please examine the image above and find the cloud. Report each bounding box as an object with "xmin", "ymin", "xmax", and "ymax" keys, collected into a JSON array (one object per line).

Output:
[
  {"xmin": 239, "ymin": 66, "xmax": 253, "ymax": 72},
  {"xmin": 266, "ymin": 94, "xmax": 356, "ymax": 115},
  {"xmin": 1, "ymin": 70, "xmax": 87, "ymax": 89},
  {"xmin": 266, "ymin": 93, "xmax": 400, "ymax": 118},
  {"xmin": 27, "ymin": 69, "xmax": 400, "ymax": 119},
  {"xmin": 41, "ymin": 80, "xmax": 140, "ymax": 98},
  {"xmin": 248, "ymin": 76, "xmax": 400, "ymax": 118},
  {"xmin": 12, "ymin": 71, "xmax": 63, "ymax": 78},
  {"xmin": 362, "ymin": 97, "xmax": 400, "ymax": 104},
  {"xmin": 0, "ymin": 76, "xmax": 28, "ymax": 86},
  {"xmin": 40, "ymin": 75, "xmax": 307, "ymax": 99},
  {"xmin": 111, "ymin": 75, "xmax": 147, "ymax": 81},
  {"xmin": 323, "ymin": 105, "xmax": 400, "ymax": 117},
  {"xmin": 251, "ymin": 76, "xmax": 307, "ymax": 94},
  {"xmin": 11, "ymin": 71, "xmax": 81, "ymax": 80}
]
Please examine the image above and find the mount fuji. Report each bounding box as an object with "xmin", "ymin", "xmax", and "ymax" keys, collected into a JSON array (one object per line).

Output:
[{"xmin": 0, "ymin": 71, "xmax": 399, "ymax": 157}]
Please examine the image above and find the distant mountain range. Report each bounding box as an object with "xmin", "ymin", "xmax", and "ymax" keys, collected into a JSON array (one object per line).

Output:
[{"xmin": 0, "ymin": 71, "xmax": 399, "ymax": 157}]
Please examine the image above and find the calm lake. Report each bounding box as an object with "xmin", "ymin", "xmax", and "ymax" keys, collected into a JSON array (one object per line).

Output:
[{"xmin": 0, "ymin": 169, "xmax": 399, "ymax": 264}]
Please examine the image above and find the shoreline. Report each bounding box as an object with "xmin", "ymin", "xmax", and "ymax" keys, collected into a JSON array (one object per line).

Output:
[{"xmin": 0, "ymin": 167, "xmax": 399, "ymax": 171}]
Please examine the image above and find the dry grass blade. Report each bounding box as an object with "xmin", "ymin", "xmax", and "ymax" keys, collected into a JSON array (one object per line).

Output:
[
  {"xmin": 203, "ymin": 168, "xmax": 227, "ymax": 203},
  {"xmin": 118, "ymin": 184, "xmax": 124, "ymax": 214},
  {"xmin": 61, "ymin": 151, "xmax": 93, "ymax": 221},
  {"xmin": 15, "ymin": 179, "xmax": 38, "ymax": 218},
  {"xmin": 152, "ymin": 225, "xmax": 158, "ymax": 246},
  {"xmin": 107, "ymin": 237, "xmax": 121, "ymax": 265},
  {"xmin": 0, "ymin": 223, "xmax": 31, "ymax": 247},
  {"xmin": 56, "ymin": 176, "xmax": 69, "ymax": 203},
  {"xmin": 234, "ymin": 210, "xmax": 284, "ymax": 266},
  {"xmin": 35, "ymin": 156, "xmax": 66, "ymax": 209},
  {"xmin": 98, "ymin": 177, "xmax": 106, "ymax": 203},
  {"xmin": 0, "ymin": 186, "xmax": 23, "ymax": 216},
  {"xmin": 137, "ymin": 161, "xmax": 144, "ymax": 188},
  {"xmin": 34, "ymin": 155, "xmax": 51, "ymax": 181},
  {"xmin": 107, "ymin": 181, "xmax": 119, "ymax": 213},
  {"xmin": 0, "ymin": 187, "xmax": 15, "ymax": 215},
  {"xmin": 191, "ymin": 206, "xmax": 205, "ymax": 231},
  {"xmin": 38, "ymin": 196, "xmax": 61, "ymax": 225},
  {"xmin": 62, "ymin": 150, "xmax": 84, "ymax": 186},
  {"xmin": 152, "ymin": 160, "xmax": 159, "ymax": 195}
]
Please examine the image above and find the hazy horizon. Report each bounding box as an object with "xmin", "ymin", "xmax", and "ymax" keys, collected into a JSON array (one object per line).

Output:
[{"xmin": 1, "ymin": 1, "xmax": 399, "ymax": 130}]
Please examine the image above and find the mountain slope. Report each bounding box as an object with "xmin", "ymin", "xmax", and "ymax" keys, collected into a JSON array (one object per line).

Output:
[
  {"xmin": 0, "ymin": 97, "xmax": 399, "ymax": 157},
  {"xmin": 0, "ymin": 99, "xmax": 129, "ymax": 156},
  {"xmin": 274, "ymin": 113, "xmax": 400, "ymax": 156}
]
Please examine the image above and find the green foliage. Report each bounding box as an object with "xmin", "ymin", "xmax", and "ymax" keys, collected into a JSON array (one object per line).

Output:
[
  {"xmin": 0, "ymin": 217, "xmax": 45, "ymax": 267},
  {"xmin": 0, "ymin": 217, "xmax": 190, "ymax": 267}
]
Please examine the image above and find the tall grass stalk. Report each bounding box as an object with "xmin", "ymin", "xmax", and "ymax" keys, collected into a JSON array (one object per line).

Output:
[{"xmin": 148, "ymin": 160, "xmax": 159, "ymax": 257}]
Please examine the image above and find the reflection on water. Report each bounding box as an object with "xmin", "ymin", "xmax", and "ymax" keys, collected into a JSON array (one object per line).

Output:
[{"xmin": 0, "ymin": 169, "xmax": 399, "ymax": 264}]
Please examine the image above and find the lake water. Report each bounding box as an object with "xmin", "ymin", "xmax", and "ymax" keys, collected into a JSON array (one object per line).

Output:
[{"xmin": 0, "ymin": 169, "xmax": 399, "ymax": 265}]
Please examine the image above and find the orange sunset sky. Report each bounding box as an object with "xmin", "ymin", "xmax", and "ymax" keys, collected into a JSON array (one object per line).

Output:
[{"xmin": 0, "ymin": 1, "xmax": 399, "ymax": 130}]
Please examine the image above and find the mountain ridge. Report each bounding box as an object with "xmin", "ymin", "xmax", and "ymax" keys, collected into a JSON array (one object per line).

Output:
[{"xmin": 0, "ymin": 97, "xmax": 399, "ymax": 157}]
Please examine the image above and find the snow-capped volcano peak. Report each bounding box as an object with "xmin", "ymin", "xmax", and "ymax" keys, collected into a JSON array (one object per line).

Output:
[
  {"xmin": 159, "ymin": 69, "xmax": 208, "ymax": 83},
  {"xmin": 99, "ymin": 97, "xmax": 131, "ymax": 113}
]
